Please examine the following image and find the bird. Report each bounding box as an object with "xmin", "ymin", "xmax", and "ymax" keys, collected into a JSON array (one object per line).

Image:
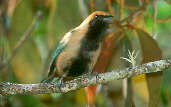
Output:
[{"xmin": 42, "ymin": 11, "xmax": 113, "ymax": 84}]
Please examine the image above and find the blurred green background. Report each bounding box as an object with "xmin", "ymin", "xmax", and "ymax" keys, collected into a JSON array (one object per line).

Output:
[{"xmin": 0, "ymin": 0, "xmax": 171, "ymax": 107}]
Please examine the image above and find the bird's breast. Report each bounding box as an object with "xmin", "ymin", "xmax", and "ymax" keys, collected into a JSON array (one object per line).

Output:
[{"xmin": 56, "ymin": 30, "xmax": 87, "ymax": 77}]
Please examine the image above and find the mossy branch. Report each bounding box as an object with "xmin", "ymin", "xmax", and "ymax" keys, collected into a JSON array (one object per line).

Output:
[{"xmin": 0, "ymin": 58, "xmax": 171, "ymax": 96}]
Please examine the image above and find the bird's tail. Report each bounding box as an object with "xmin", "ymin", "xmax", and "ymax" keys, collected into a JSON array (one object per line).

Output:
[{"xmin": 85, "ymin": 85, "xmax": 98, "ymax": 107}]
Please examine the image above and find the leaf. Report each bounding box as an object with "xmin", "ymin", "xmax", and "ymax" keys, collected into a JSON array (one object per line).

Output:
[
  {"xmin": 131, "ymin": 15, "xmax": 151, "ymax": 106},
  {"xmin": 8, "ymin": 0, "xmax": 42, "ymax": 83},
  {"xmin": 136, "ymin": 28, "xmax": 162, "ymax": 107},
  {"xmin": 75, "ymin": 89, "xmax": 86, "ymax": 106},
  {"xmin": 137, "ymin": 29, "xmax": 162, "ymax": 62},
  {"xmin": 18, "ymin": 95, "xmax": 41, "ymax": 107}
]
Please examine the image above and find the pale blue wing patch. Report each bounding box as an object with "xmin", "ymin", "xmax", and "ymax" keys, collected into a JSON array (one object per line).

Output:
[{"xmin": 48, "ymin": 42, "xmax": 66, "ymax": 77}]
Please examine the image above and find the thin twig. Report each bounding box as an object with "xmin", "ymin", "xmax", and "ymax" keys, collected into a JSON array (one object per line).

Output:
[
  {"xmin": 165, "ymin": 0, "xmax": 171, "ymax": 5},
  {"xmin": 119, "ymin": 0, "xmax": 124, "ymax": 20},
  {"xmin": 9, "ymin": 11, "xmax": 42, "ymax": 61},
  {"xmin": 120, "ymin": 6, "xmax": 145, "ymax": 23},
  {"xmin": 0, "ymin": 58, "xmax": 171, "ymax": 96},
  {"xmin": 157, "ymin": 16, "xmax": 171, "ymax": 23},
  {"xmin": 106, "ymin": 0, "xmax": 115, "ymax": 16},
  {"xmin": 0, "ymin": 11, "xmax": 42, "ymax": 69},
  {"xmin": 90, "ymin": 0, "xmax": 94, "ymax": 13},
  {"xmin": 145, "ymin": 12, "xmax": 171, "ymax": 23},
  {"xmin": 152, "ymin": 0, "xmax": 157, "ymax": 36}
]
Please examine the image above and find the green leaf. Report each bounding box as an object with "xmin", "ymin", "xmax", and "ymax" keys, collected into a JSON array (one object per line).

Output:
[{"xmin": 136, "ymin": 28, "xmax": 162, "ymax": 107}]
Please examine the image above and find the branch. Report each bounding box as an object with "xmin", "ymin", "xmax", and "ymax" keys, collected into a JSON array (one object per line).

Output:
[
  {"xmin": 157, "ymin": 16, "xmax": 171, "ymax": 23},
  {"xmin": 120, "ymin": 6, "xmax": 145, "ymax": 23},
  {"xmin": 90, "ymin": 0, "xmax": 94, "ymax": 13},
  {"xmin": 9, "ymin": 11, "xmax": 42, "ymax": 61},
  {"xmin": 0, "ymin": 58, "xmax": 171, "ymax": 96},
  {"xmin": 0, "ymin": 11, "xmax": 42, "ymax": 69}
]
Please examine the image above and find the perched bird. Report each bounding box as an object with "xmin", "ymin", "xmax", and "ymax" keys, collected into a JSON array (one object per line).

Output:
[{"xmin": 43, "ymin": 11, "xmax": 113, "ymax": 84}]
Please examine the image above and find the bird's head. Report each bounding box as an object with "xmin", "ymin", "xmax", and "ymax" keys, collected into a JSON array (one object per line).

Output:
[{"xmin": 80, "ymin": 11, "xmax": 113, "ymax": 29}]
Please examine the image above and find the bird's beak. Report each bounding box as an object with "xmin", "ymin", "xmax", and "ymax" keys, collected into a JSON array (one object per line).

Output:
[{"xmin": 103, "ymin": 15, "xmax": 113, "ymax": 23}]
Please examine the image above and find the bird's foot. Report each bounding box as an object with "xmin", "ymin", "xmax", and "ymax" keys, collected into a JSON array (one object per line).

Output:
[
  {"xmin": 58, "ymin": 77, "xmax": 64, "ymax": 91},
  {"xmin": 92, "ymin": 72, "xmax": 99, "ymax": 83},
  {"xmin": 58, "ymin": 72, "xmax": 69, "ymax": 91},
  {"xmin": 41, "ymin": 77, "xmax": 59, "ymax": 83}
]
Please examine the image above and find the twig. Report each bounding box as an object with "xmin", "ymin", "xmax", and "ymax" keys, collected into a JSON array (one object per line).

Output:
[
  {"xmin": 165, "ymin": 0, "xmax": 171, "ymax": 5},
  {"xmin": 90, "ymin": 0, "xmax": 94, "ymax": 13},
  {"xmin": 152, "ymin": 0, "xmax": 157, "ymax": 36},
  {"xmin": 0, "ymin": 11, "xmax": 42, "ymax": 69},
  {"xmin": 157, "ymin": 16, "xmax": 171, "ymax": 23},
  {"xmin": 145, "ymin": 12, "xmax": 171, "ymax": 23},
  {"xmin": 120, "ymin": 6, "xmax": 145, "ymax": 23},
  {"xmin": 9, "ymin": 11, "xmax": 42, "ymax": 62},
  {"xmin": 119, "ymin": 0, "xmax": 124, "ymax": 20},
  {"xmin": 106, "ymin": 0, "xmax": 115, "ymax": 17},
  {"xmin": 0, "ymin": 58, "xmax": 171, "ymax": 96}
]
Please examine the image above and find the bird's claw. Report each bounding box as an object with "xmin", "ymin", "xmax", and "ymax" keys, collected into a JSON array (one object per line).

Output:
[
  {"xmin": 58, "ymin": 77, "xmax": 64, "ymax": 91},
  {"xmin": 92, "ymin": 72, "xmax": 99, "ymax": 83}
]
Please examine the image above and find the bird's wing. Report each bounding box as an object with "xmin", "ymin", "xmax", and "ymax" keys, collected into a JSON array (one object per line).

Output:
[
  {"xmin": 48, "ymin": 42, "xmax": 66, "ymax": 77},
  {"xmin": 41, "ymin": 42, "xmax": 65, "ymax": 83},
  {"xmin": 47, "ymin": 32, "xmax": 72, "ymax": 77}
]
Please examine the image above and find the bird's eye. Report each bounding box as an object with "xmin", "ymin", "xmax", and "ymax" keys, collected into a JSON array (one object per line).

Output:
[{"xmin": 95, "ymin": 15, "xmax": 98, "ymax": 18}]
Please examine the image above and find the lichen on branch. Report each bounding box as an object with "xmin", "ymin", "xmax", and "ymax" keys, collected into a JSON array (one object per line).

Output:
[{"xmin": 0, "ymin": 58, "xmax": 171, "ymax": 96}]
